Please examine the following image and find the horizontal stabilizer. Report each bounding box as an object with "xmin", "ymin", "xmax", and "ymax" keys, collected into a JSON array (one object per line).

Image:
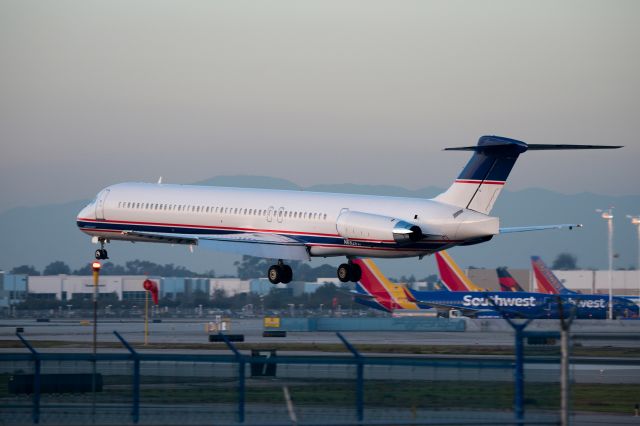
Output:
[
  {"xmin": 445, "ymin": 143, "xmax": 622, "ymax": 151},
  {"xmin": 499, "ymin": 224, "xmax": 582, "ymax": 234},
  {"xmin": 526, "ymin": 144, "xmax": 622, "ymax": 150}
]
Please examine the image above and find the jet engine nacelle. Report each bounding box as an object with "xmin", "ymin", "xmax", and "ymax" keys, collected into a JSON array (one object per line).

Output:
[{"xmin": 336, "ymin": 210, "xmax": 423, "ymax": 243}]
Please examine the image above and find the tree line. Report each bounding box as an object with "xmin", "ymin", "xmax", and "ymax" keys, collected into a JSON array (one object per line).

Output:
[{"xmin": 8, "ymin": 252, "xmax": 588, "ymax": 281}]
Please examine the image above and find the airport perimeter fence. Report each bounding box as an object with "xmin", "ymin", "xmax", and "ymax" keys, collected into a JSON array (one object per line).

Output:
[{"xmin": 0, "ymin": 332, "xmax": 573, "ymax": 425}]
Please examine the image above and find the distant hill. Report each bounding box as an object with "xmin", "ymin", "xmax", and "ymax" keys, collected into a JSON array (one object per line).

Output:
[{"xmin": 0, "ymin": 175, "xmax": 638, "ymax": 278}]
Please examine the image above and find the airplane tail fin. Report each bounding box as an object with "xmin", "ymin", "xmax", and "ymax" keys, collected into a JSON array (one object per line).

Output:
[
  {"xmin": 352, "ymin": 258, "xmax": 418, "ymax": 311},
  {"xmin": 496, "ymin": 267, "xmax": 526, "ymax": 292},
  {"xmin": 434, "ymin": 136, "xmax": 621, "ymax": 215},
  {"xmin": 435, "ymin": 251, "xmax": 483, "ymax": 291},
  {"xmin": 531, "ymin": 256, "xmax": 577, "ymax": 295}
]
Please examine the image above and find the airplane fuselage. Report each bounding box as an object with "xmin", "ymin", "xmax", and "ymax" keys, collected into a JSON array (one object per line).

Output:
[
  {"xmin": 361, "ymin": 289, "xmax": 639, "ymax": 319},
  {"xmin": 77, "ymin": 182, "xmax": 498, "ymax": 259}
]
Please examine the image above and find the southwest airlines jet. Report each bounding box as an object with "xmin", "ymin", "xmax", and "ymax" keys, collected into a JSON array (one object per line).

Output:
[
  {"xmin": 353, "ymin": 258, "xmax": 639, "ymax": 319},
  {"xmin": 77, "ymin": 135, "xmax": 616, "ymax": 284},
  {"xmin": 532, "ymin": 256, "xmax": 640, "ymax": 304},
  {"xmin": 531, "ymin": 256, "xmax": 639, "ymax": 312}
]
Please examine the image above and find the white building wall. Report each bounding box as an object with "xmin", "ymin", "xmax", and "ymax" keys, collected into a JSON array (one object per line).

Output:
[
  {"xmin": 28, "ymin": 275, "xmax": 160, "ymax": 300},
  {"xmin": 28, "ymin": 276, "xmax": 64, "ymax": 298},
  {"xmin": 210, "ymin": 278, "xmax": 250, "ymax": 297},
  {"xmin": 550, "ymin": 270, "xmax": 640, "ymax": 295},
  {"xmin": 316, "ymin": 278, "xmax": 341, "ymax": 285},
  {"xmin": 63, "ymin": 276, "xmax": 124, "ymax": 299},
  {"xmin": 122, "ymin": 277, "xmax": 153, "ymax": 292}
]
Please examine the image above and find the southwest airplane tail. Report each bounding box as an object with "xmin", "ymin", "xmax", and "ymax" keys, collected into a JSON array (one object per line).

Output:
[
  {"xmin": 435, "ymin": 251, "xmax": 483, "ymax": 291},
  {"xmin": 496, "ymin": 267, "xmax": 527, "ymax": 292},
  {"xmin": 531, "ymin": 256, "xmax": 577, "ymax": 295},
  {"xmin": 351, "ymin": 258, "xmax": 420, "ymax": 312}
]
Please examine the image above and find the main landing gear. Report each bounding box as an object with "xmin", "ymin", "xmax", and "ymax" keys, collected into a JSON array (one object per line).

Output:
[
  {"xmin": 268, "ymin": 260, "xmax": 293, "ymax": 284},
  {"xmin": 95, "ymin": 239, "xmax": 109, "ymax": 260},
  {"xmin": 337, "ymin": 262, "xmax": 361, "ymax": 283}
]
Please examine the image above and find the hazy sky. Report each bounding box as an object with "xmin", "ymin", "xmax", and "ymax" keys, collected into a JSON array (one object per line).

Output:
[{"xmin": 1, "ymin": 0, "xmax": 639, "ymax": 214}]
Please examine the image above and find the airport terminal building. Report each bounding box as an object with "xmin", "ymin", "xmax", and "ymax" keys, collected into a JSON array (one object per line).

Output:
[{"xmin": 17, "ymin": 275, "xmax": 341, "ymax": 304}]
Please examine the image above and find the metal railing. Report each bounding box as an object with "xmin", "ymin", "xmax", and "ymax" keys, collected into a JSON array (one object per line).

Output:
[{"xmin": 0, "ymin": 331, "xmax": 571, "ymax": 425}]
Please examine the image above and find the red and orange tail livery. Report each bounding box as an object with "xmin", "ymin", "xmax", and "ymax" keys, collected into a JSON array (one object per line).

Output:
[
  {"xmin": 351, "ymin": 258, "xmax": 420, "ymax": 312},
  {"xmin": 434, "ymin": 251, "xmax": 483, "ymax": 292}
]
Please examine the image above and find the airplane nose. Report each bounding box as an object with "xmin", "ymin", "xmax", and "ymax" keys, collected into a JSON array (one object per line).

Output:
[{"xmin": 77, "ymin": 203, "xmax": 95, "ymax": 220}]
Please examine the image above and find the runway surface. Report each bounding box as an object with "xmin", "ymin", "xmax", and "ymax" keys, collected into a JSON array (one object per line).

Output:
[
  {"xmin": 1, "ymin": 318, "xmax": 639, "ymax": 385},
  {"xmin": 1, "ymin": 317, "xmax": 639, "ymax": 347}
]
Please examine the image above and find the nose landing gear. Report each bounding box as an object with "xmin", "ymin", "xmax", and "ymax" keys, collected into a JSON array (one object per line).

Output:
[
  {"xmin": 268, "ymin": 260, "xmax": 293, "ymax": 284},
  {"xmin": 94, "ymin": 239, "xmax": 109, "ymax": 260}
]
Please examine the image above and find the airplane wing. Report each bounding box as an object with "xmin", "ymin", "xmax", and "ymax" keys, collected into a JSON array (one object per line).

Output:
[
  {"xmin": 120, "ymin": 230, "xmax": 310, "ymax": 261},
  {"xmin": 499, "ymin": 224, "xmax": 582, "ymax": 234}
]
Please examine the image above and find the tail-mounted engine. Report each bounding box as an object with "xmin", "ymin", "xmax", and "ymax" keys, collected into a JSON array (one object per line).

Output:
[{"xmin": 336, "ymin": 210, "xmax": 423, "ymax": 243}]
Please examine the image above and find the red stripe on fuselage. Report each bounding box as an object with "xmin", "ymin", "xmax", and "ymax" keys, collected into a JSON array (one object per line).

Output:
[{"xmin": 455, "ymin": 179, "xmax": 505, "ymax": 185}]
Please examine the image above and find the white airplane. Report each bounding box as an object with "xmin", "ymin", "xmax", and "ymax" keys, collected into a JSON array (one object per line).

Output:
[{"xmin": 76, "ymin": 136, "xmax": 619, "ymax": 284}]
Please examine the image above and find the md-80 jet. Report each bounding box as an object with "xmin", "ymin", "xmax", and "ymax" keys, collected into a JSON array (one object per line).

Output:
[{"xmin": 76, "ymin": 136, "xmax": 618, "ymax": 283}]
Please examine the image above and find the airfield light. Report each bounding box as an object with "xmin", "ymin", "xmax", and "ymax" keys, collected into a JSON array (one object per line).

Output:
[
  {"xmin": 596, "ymin": 208, "xmax": 614, "ymax": 320},
  {"xmin": 627, "ymin": 215, "xmax": 640, "ymax": 309},
  {"xmin": 92, "ymin": 262, "xmax": 101, "ymax": 271}
]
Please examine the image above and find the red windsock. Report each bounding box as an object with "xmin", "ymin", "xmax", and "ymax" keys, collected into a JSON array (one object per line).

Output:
[{"xmin": 143, "ymin": 279, "xmax": 159, "ymax": 305}]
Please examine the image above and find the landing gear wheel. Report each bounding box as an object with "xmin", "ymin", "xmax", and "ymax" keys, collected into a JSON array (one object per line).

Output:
[
  {"xmin": 349, "ymin": 263, "xmax": 362, "ymax": 282},
  {"xmin": 95, "ymin": 249, "xmax": 108, "ymax": 260},
  {"xmin": 281, "ymin": 265, "xmax": 293, "ymax": 284},
  {"xmin": 337, "ymin": 264, "xmax": 351, "ymax": 283},
  {"xmin": 337, "ymin": 263, "xmax": 362, "ymax": 283},
  {"xmin": 268, "ymin": 265, "xmax": 282, "ymax": 284}
]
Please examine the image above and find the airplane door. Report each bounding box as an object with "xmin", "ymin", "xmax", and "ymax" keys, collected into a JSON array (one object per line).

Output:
[
  {"xmin": 336, "ymin": 208, "xmax": 349, "ymax": 234},
  {"xmin": 267, "ymin": 206, "xmax": 274, "ymax": 223},
  {"xmin": 277, "ymin": 207, "xmax": 284, "ymax": 223},
  {"xmin": 95, "ymin": 189, "xmax": 110, "ymax": 220}
]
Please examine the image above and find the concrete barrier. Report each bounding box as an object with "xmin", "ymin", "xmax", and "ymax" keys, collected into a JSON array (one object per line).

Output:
[{"xmin": 270, "ymin": 317, "xmax": 465, "ymax": 332}]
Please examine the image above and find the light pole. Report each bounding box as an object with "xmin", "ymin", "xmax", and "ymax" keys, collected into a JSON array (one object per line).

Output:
[
  {"xmin": 90, "ymin": 261, "xmax": 101, "ymax": 420},
  {"xmin": 91, "ymin": 261, "xmax": 101, "ymax": 355},
  {"xmin": 627, "ymin": 215, "xmax": 640, "ymax": 308},
  {"xmin": 597, "ymin": 208, "xmax": 614, "ymax": 320}
]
